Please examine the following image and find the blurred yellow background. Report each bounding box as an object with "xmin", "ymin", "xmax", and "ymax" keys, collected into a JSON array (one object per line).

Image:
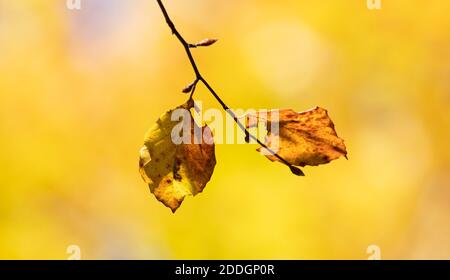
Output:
[{"xmin": 0, "ymin": 0, "xmax": 449, "ymax": 259}]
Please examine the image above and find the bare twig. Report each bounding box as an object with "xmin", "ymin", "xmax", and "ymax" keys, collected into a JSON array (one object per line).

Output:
[{"xmin": 155, "ymin": 0, "xmax": 304, "ymax": 176}]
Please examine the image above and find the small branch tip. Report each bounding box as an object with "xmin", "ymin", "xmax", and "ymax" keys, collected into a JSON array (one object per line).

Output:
[
  {"xmin": 182, "ymin": 79, "xmax": 198, "ymax": 94},
  {"xmin": 289, "ymin": 166, "xmax": 305, "ymax": 176},
  {"xmin": 189, "ymin": 38, "xmax": 218, "ymax": 48}
]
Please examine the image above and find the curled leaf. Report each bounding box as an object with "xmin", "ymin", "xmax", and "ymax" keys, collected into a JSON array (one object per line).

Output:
[
  {"xmin": 246, "ymin": 106, "xmax": 347, "ymax": 169},
  {"xmin": 139, "ymin": 100, "xmax": 216, "ymax": 212}
]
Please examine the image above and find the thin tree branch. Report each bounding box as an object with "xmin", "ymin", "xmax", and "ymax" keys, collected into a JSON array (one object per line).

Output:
[{"xmin": 155, "ymin": 0, "xmax": 304, "ymax": 176}]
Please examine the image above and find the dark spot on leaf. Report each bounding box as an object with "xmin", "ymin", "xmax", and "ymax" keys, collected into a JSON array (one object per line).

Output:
[
  {"xmin": 173, "ymin": 158, "xmax": 182, "ymax": 181},
  {"xmin": 174, "ymin": 173, "xmax": 182, "ymax": 181}
]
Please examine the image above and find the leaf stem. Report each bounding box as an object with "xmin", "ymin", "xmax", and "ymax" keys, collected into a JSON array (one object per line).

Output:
[{"xmin": 155, "ymin": 0, "xmax": 304, "ymax": 176}]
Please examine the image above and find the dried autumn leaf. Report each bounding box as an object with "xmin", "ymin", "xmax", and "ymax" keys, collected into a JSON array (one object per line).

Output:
[
  {"xmin": 139, "ymin": 100, "xmax": 216, "ymax": 212},
  {"xmin": 246, "ymin": 106, "xmax": 347, "ymax": 168}
]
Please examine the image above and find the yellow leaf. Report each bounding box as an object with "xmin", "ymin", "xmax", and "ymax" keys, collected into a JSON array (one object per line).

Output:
[
  {"xmin": 139, "ymin": 100, "xmax": 216, "ymax": 212},
  {"xmin": 247, "ymin": 106, "xmax": 347, "ymax": 168}
]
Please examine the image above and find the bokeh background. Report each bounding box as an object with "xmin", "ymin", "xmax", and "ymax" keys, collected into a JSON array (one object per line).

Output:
[{"xmin": 0, "ymin": 0, "xmax": 449, "ymax": 259}]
